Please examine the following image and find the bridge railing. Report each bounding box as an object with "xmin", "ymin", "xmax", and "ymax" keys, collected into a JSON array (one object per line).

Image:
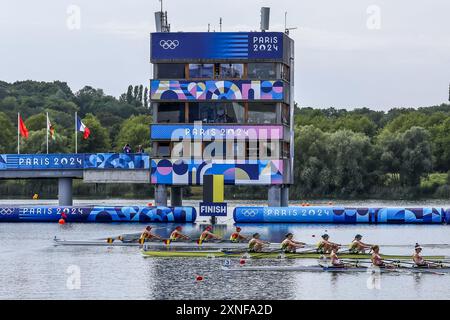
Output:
[{"xmin": 0, "ymin": 153, "xmax": 150, "ymax": 170}]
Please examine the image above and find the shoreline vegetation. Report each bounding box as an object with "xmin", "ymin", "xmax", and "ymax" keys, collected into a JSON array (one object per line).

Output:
[{"xmin": 0, "ymin": 80, "xmax": 449, "ymax": 200}]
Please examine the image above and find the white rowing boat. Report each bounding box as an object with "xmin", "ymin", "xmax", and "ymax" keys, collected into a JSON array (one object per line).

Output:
[
  {"xmin": 52, "ymin": 238, "xmax": 258, "ymax": 249},
  {"xmin": 221, "ymin": 265, "xmax": 450, "ymax": 273}
]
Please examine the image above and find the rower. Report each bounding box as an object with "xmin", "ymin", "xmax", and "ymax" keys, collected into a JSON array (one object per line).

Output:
[
  {"xmin": 329, "ymin": 245, "xmax": 352, "ymax": 268},
  {"xmin": 413, "ymin": 243, "xmax": 441, "ymax": 268},
  {"xmin": 371, "ymin": 245, "xmax": 395, "ymax": 268},
  {"xmin": 248, "ymin": 233, "xmax": 270, "ymax": 253},
  {"xmin": 229, "ymin": 227, "xmax": 248, "ymax": 242},
  {"xmin": 140, "ymin": 226, "xmax": 163, "ymax": 242},
  {"xmin": 170, "ymin": 226, "xmax": 190, "ymax": 241},
  {"xmin": 199, "ymin": 225, "xmax": 221, "ymax": 242},
  {"xmin": 317, "ymin": 234, "xmax": 341, "ymax": 254},
  {"xmin": 280, "ymin": 233, "xmax": 306, "ymax": 253},
  {"xmin": 349, "ymin": 234, "xmax": 373, "ymax": 254}
]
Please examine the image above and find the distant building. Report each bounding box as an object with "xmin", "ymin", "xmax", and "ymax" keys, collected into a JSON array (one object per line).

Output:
[{"xmin": 150, "ymin": 31, "xmax": 294, "ymax": 206}]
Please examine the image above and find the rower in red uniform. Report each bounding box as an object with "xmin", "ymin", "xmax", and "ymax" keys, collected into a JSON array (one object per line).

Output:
[
  {"xmin": 199, "ymin": 225, "xmax": 221, "ymax": 242},
  {"xmin": 140, "ymin": 226, "xmax": 163, "ymax": 242},
  {"xmin": 329, "ymin": 245, "xmax": 352, "ymax": 268},
  {"xmin": 229, "ymin": 227, "xmax": 248, "ymax": 242},
  {"xmin": 413, "ymin": 243, "xmax": 441, "ymax": 268},
  {"xmin": 371, "ymin": 245, "xmax": 396, "ymax": 268},
  {"xmin": 169, "ymin": 226, "xmax": 190, "ymax": 241}
]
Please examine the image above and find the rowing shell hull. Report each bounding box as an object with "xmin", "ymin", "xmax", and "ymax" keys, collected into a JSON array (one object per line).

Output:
[
  {"xmin": 53, "ymin": 238, "xmax": 256, "ymax": 249},
  {"xmin": 221, "ymin": 266, "xmax": 450, "ymax": 273},
  {"xmin": 141, "ymin": 250, "xmax": 445, "ymax": 260}
]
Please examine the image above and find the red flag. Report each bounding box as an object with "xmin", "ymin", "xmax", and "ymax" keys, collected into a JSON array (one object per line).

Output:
[{"xmin": 19, "ymin": 115, "xmax": 29, "ymax": 138}]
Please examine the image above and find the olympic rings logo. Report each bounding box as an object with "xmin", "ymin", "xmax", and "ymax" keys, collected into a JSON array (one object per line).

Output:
[
  {"xmin": 0, "ymin": 208, "xmax": 14, "ymax": 215},
  {"xmin": 159, "ymin": 40, "xmax": 179, "ymax": 50},
  {"xmin": 241, "ymin": 209, "xmax": 257, "ymax": 217}
]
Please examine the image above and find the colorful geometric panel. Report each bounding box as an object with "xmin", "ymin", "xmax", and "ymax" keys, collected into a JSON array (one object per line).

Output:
[
  {"xmin": 234, "ymin": 207, "xmax": 447, "ymax": 224},
  {"xmin": 150, "ymin": 80, "xmax": 284, "ymax": 101},
  {"xmin": 0, "ymin": 206, "xmax": 196, "ymax": 222},
  {"xmin": 151, "ymin": 159, "xmax": 285, "ymax": 185}
]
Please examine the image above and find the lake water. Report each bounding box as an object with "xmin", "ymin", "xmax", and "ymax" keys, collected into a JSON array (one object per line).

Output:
[{"xmin": 0, "ymin": 199, "xmax": 449, "ymax": 300}]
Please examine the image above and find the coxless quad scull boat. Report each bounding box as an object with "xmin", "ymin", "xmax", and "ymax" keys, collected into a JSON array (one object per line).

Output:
[
  {"xmin": 221, "ymin": 265, "xmax": 450, "ymax": 273},
  {"xmin": 53, "ymin": 237, "xmax": 257, "ymax": 249},
  {"xmin": 140, "ymin": 249, "xmax": 446, "ymax": 260}
]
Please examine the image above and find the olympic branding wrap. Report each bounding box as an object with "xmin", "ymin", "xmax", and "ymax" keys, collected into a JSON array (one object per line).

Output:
[
  {"xmin": 0, "ymin": 206, "xmax": 197, "ymax": 222},
  {"xmin": 233, "ymin": 207, "xmax": 449, "ymax": 224}
]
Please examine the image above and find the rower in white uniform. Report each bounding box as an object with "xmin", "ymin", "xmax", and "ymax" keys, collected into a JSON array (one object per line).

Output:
[
  {"xmin": 329, "ymin": 245, "xmax": 353, "ymax": 268},
  {"xmin": 413, "ymin": 244, "xmax": 442, "ymax": 268}
]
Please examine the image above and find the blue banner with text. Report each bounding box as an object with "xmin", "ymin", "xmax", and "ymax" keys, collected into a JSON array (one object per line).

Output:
[{"xmin": 151, "ymin": 32, "xmax": 284, "ymax": 60}]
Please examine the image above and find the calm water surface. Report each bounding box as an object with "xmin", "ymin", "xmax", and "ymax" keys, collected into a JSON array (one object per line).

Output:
[{"xmin": 0, "ymin": 199, "xmax": 449, "ymax": 300}]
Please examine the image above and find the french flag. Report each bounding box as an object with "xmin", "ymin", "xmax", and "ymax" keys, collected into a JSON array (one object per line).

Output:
[{"xmin": 76, "ymin": 116, "xmax": 90, "ymax": 139}]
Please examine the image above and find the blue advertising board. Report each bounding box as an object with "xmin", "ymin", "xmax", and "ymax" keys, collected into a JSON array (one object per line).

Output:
[
  {"xmin": 0, "ymin": 154, "xmax": 84, "ymax": 170},
  {"xmin": 199, "ymin": 202, "xmax": 228, "ymax": 217},
  {"xmin": 0, "ymin": 206, "xmax": 197, "ymax": 222},
  {"xmin": 0, "ymin": 153, "xmax": 150, "ymax": 171},
  {"xmin": 233, "ymin": 207, "xmax": 447, "ymax": 224},
  {"xmin": 150, "ymin": 124, "xmax": 284, "ymax": 141},
  {"xmin": 151, "ymin": 32, "xmax": 283, "ymax": 60}
]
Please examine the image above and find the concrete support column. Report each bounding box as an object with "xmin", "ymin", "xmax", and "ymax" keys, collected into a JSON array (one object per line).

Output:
[
  {"xmin": 268, "ymin": 185, "xmax": 282, "ymax": 207},
  {"xmin": 171, "ymin": 186, "xmax": 183, "ymax": 207},
  {"xmin": 281, "ymin": 185, "xmax": 289, "ymax": 207},
  {"xmin": 155, "ymin": 184, "xmax": 168, "ymax": 207},
  {"xmin": 58, "ymin": 178, "xmax": 73, "ymax": 206}
]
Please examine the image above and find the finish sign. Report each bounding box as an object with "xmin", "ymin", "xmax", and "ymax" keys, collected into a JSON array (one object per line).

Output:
[{"xmin": 199, "ymin": 202, "xmax": 228, "ymax": 217}]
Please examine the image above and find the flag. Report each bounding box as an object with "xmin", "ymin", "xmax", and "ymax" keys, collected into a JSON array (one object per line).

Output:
[
  {"xmin": 47, "ymin": 115, "xmax": 55, "ymax": 140},
  {"xmin": 76, "ymin": 116, "xmax": 90, "ymax": 139},
  {"xmin": 19, "ymin": 115, "xmax": 29, "ymax": 138}
]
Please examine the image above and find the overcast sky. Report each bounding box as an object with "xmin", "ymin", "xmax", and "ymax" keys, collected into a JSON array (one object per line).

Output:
[{"xmin": 0, "ymin": 0, "xmax": 449, "ymax": 110}]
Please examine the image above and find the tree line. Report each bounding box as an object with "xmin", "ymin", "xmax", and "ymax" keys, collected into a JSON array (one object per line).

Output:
[{"xmin": 0, "ymin": 80, "xmax": 449, "ymax": 199}]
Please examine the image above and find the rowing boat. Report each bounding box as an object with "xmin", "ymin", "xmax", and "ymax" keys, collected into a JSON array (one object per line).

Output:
[
  {"xmin": 52, "ymin": 237, "xmax": 252, "ymax": 249},
  {"xmin": 221, "ymin": 265, "xmax": 450, "ymax": 273},
  {"xmin": 141, "ymin": 249, "xmax": 446, "ymax": 260}
]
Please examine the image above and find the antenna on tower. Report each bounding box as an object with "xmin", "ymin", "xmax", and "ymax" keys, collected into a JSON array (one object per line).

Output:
[
  {"xmin": 154, "ymin": 0, "xmax": 170, "ymax": 32},
  {"xmin": 219, "ymin": 17, "xmax": 222, "ymax": 32},
  {"xmin": 208, "ymin": 23, "xmax": 210, "ymax": 32},
  {"xmin": 284, "ymin": 12, "xmax": 297, "ymax": 35},
  {"xmin": 260, "ymin": 7, "xmax": 270, "ymax": 32}
]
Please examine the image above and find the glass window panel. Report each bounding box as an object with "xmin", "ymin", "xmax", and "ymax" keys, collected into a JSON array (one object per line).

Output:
[
  {"xmin": 220, "ymin": 64, "xmax": 244, "ymax": 78},
  {"xmin": 189, "ymin": 64, "xmax": 214, "ymax": 78},
  {"xmin": 248, "ymin": 63, "xmax": 277, "ymax": 79},
  {"xmin": 157, "ymin": 142, "xmax": 170, "ymax": 157},
  {"xmin": 157, "ymin": 103, "xmax": 185, "ymax": 123},
  {"xmin": 189, "ymin": 102, "xmax": 244, "ymax": 124},
  {"xmin": 248, "ymin": 103, "xmax": 277, "ymax": 124},
  {"xmin": 282, "ymin": 104, "xmax": 290, "ymax": 125},
  {"xmin": 156, "ymin": 63, "xmax": 185, "ymax": 79},
  {"xmin": 281, "ymin": 64, "xmax": 290, "ymax": 82}
]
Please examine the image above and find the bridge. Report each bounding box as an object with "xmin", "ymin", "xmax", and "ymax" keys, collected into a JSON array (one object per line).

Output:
[{"xmin": 0, "ymin": 153, "xmax": 151, "ymax": 206}]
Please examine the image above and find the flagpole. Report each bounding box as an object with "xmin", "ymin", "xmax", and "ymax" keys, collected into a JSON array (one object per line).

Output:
[
  {"xmin": 75, "ymin": 112, "xmax": 77, "ymax": 153},
  {"xmin": 46, "ymin": 112, "xmax": 49, "ymax": 154},
  {"xmin": 17, "ymin": 112, "xmax": 20, "ymax": 154}
]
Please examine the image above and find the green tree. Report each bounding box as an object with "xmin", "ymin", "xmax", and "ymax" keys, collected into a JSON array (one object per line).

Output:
[
  {"xmin": 115, "ymin": 115, "xmax": 152, "ymax": 152},
  {"xmin": 327, "ymin": 130, "xmax": 375, "ymax": 197},
  {"xmin": 0, "ymin": 112, "xmax": 15, "ymax": 153},
  {"xmin": 137, "ymin": 85, "xmax": 143, "ymax": 106},
  {"xmin": 143, "ymin": 87, "xmax": 149, "ymax": 108},
  {"xmin": 25, "ymin": 113, "xmax": 46, "ymax": 131},
  {"xmin": 126, "ymin": 85, "xmax": 133, "ymax": 104},
  {"xmin": 378, "ymin": 127, "xmax": 432, "ymax": 186}
]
